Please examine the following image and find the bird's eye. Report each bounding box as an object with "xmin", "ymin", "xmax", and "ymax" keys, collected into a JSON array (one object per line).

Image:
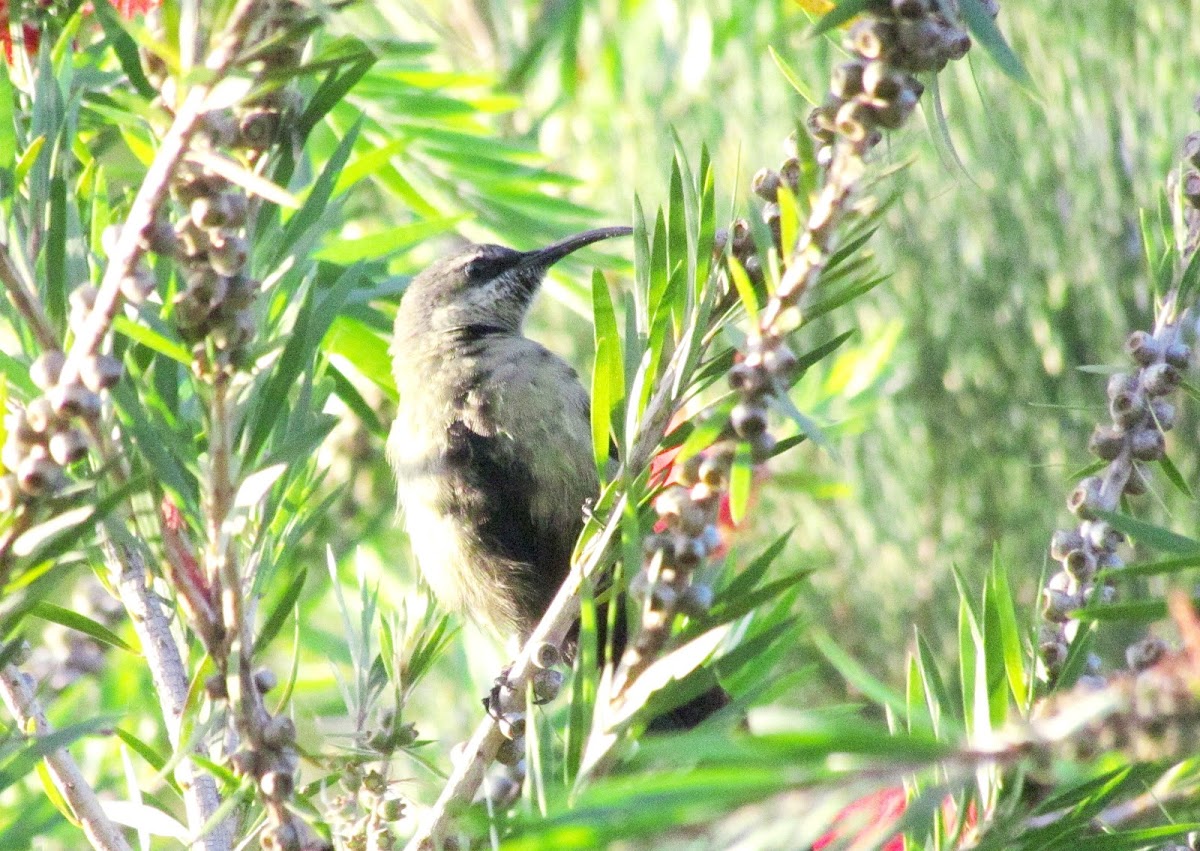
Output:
[{"xmin": 465, "ymin": 256, "xmax": 499, "ymax": 283}]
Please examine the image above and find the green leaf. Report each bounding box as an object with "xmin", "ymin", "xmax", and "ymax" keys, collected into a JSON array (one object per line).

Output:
[
  {"xmin": 728, "ymin": 441, "xmax": 753, "ymax": 523},
  {"xmin": 1102, "ymin": 552, "xmax": 1200, "ymax": 582},
  {"xmin": 726, "ymin": 255, "xmax": 758, "ymax": 321},
  {"xmin": 114, "ymin": 727, "xmax": 168, "ymax": 777},
  {"xmin": 591, "ymin": 269, "xmax": 624, "ymax": 473},
  {"xmin": 36, "ymin": 759, "xmax": 78, "ymax": 827},
  {"xmin": 253, "ymin": 568, "xmax": 307, "ymax": 656},
  {"xmin": 323, "ymin": 315, "xmax": 397, "ymax": 400},
  {"xmin": 44, "ymin": 175, "xmax": 67, "ymax": 332},
  {"xmin": 1158, "ymin": 453, "xmax": 1194, "ymax": 499},
  {"xmin": 30, "ymin": 602, "xmax": 138, "ymax": 654},
  {"xmin": 298, "ymin": 55, "xmax": 376, "ymax": 141},
  {"xmin": 275, "ymin": 123, "xmax": 360, "ymax": 265},
  {"xmin": 0, "ymin": 718, "xmax": 116, "ymax": 795},
  {"xmin": 91, "ymin": 0, "xmax": 157, "ymax": 99},
  {"xmin": 1095, "ymin": 509, "xmax": 1200, "ymax": 554},
  {"xmin": 113, "ymin": 315, "xmax": 192, "ymax": 364},
  {"xmin": 986, "ymin": 549, "xmax": 1028, "ymax": 710},
  {"xmin": 14, "ymin": 136, "xmax": 46, "ymax": 189},
  {"xmin": 960, "ymin": 0, "xmax": 1036, "ymax": 90},
  {"xmin": 812, "ymin": 628, "xmax": 907, "ymax": 716},
  {"xmin": 315, "ymin": 216, "xmax": 465, "ymax": 265},
  {"xmin": 246, "ymin": 263, "xmax": 364, "ymax": 461},
  {"xmin": 767, "ymin": 46, "xmax": 816, "ymax": 105},
  {"xmin": 648, "ymin": 209, "xmax": 669, "ymax": 325},
  {"xmin": 1178, "ymin": 243, "xmax": 1200, "ymax": 306},
  {"xmin": 1074, "ymin": 599, "xmax": 1173, "ymax": 623}
]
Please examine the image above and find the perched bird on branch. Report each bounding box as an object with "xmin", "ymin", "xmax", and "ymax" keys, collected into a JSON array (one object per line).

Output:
[{"xmin": 389, "ymin": 226, "xmax": 726, "ymax": 730}]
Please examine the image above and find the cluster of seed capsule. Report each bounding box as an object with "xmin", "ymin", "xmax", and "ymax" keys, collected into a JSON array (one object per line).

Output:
[
  {"xmin": 1039, "ymin": 331, "xmax": 1190, "ymax": 681},
  {"xmin": 138, "ymin": 8, "xmax": 304, "ymax": 373},
  {"xmin": 162, "ymin": 133, "xmax": 258, "ymax": 371},
  {"xmin": 806, "ymin": 0, "xmax": 992, "ymax": 163},
  {"xmin": 327, "ymin": 757, "xmax": 409, "ymax": 851},
  {"xmin": 1, "ymin": 346, "xmax": 123, "ymax": 509},
  {"xmin": 718, "ymin": 154, "xmax": 805, "ymax": 286},
  {"xmin": 206, "ymin": 668, "xmax": 330, "ymax": 850},
  {"xmin": 1039, "ymin": 646, "xmax": 1200, "ymax": 767},
  {"xmin": 483, "ymin": 642, "xmax": 565, "ymax": 806}
]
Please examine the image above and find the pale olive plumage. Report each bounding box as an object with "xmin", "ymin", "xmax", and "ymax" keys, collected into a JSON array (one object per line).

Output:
[{"xmin": 388, "ymin": 229, "xmax": 628, "ymax": 641}]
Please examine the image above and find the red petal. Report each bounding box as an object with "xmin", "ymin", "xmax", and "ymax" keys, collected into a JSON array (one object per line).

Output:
[{"xmin": 813, "ymin": 787, "xmax": 907, "ymax": 851}]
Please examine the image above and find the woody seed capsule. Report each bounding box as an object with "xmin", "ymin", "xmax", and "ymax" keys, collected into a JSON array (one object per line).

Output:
[
  {"xmin": 1123, "ymin": 463, "xmax": 1149, "ymax": 496},
  {"xmin": 1126, "ymin": 636, "xmax": 1167, "ymax": 672},
  {"xmin": 26, "ymin": 397, "xmax": 59, "ymax": 435},
  {"xmin": 48, "ymin": 428, "xmax": 88, "ymax": 465},
  {"xmin": 1164, "ymin": 342, "xmax": 1191, "ymax": 370},
  {"xmin": 0, "ymin": 475, "xmax": 18, "ymax": 511},
  {"xmin": 1150, "ymin": 399, "xmax": 1176, "ymax": 430},
  {"xmin": 1184, "ymin": 171, "xmax": 1200, "ymax": 208},
  {"xmin": 495, "ymin": 735, "xmax": 524, "ymax": 766},
  {"xmin": 79, "ymin": 355, "xmax": 123, "ymax": 393},
  {"xmin": 29, "ymin": 351, "xmax": 65, "ymax": 391},
  {"xmin": 17, "ymin": 455, "xmax": 61, "ymax": 496},
  {"xmin": 1087, "ymin": 424, "xmax": 1124, "ymax": 460},
  {"xmin": 1142, "ymin": 362, "xmax": 1181, "ymax": 396},
  {"xmin": 862, "ymin": 61, "xmax": 903, "ymax": 100},
  {"xmin": 731, "ymin": 401, "xmax": 768, "ymax": 438},
  {"xmin": 830, "ymin": 61, "xmax": 866, "ymax": 99},
  {"xmin": 1124, "ymin": 330, "xmax": 1160, "ymax": 366},
  {"xmin": 49, "ymin": 384, "xmax": 102, "ymax": 420},
  {"xmin": 1050, "ymin": 528, "xmax": 1085, "ymax": 561},
  {"xmin": 849, "ymin": 19, "xmax": 896, "ymax": 60},
  {"xmin": 498, "ymin": 712, "xmax": 525, "ymax": 740},
  {"xmin": 1130, "ymin": 427, "xmax": 1165, "ymax": 461},
  {"xmin": 752, "ymin": 168, "xmax": 782, "ymax": 202},
  {"xmin": 779, "ymin": 157, "xmax": 801, "ymax": 193},
  {"xmin": 835, "ymin": 100, "xmax": 875, "ymax": 143},
  {"xmin": 1185, "ymin": 132, "xmax": 1200, "ymax": 169},
  {"xmin": 1064, "ymin": 548, "xmax": 1097, "ymax": 582},
  {"xmin": 1067, "ymin": 476, "xmax": 1103, "ymax": 519},
  {"xmin": 1109, "ymin": 386, "xmax": 1146, "ymax": 428}
]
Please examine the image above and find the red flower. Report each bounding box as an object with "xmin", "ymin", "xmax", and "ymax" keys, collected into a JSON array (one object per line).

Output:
[
  {"xmin": 813, "ymin": 787, "xmax": 979, "ymax": 850},
  {"xmin": 1, "ymin": 0, "xmax": 160, "ymax": 65},
  {"xmin": 813, "ymin": 787, "xmax": 907, "ymax": 851}
]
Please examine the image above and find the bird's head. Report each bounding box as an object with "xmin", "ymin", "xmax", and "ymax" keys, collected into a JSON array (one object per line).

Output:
[{"xmin": 397, "ymin": 226, "xmax": 632, "ymax": 338}]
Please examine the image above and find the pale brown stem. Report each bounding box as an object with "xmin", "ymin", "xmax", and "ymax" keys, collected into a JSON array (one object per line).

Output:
[
  {"xmin": 0, "ymin": 664, "xmax": 132, "ymax": 851},
  {"xmin": 106, "ymin": 541, "xmax": 232, "ymax": 850}
]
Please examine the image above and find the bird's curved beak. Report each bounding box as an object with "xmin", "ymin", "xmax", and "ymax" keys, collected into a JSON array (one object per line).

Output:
[{"xmin": 519, "ymin": 226, "xmax": 633, "ymax": 270}]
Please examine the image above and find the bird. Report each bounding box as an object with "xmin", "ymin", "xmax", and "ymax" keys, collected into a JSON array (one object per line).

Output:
[{"xmin": 388, "ymin": 226, "xmax": 727, "ymax": 730}]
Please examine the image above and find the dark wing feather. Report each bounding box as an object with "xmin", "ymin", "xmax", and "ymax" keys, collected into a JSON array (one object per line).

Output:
[{"xmin": 443, "ymin": 420, "xmax": 579, "ymax": 637}]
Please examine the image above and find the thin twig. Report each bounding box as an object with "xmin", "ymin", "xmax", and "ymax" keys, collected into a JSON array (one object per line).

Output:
[
  {"xmin": 0, "ymin": 240, "xmax": 58, "ymax": 352},
  {"xmin": 403, "ymin": 496, "xmax": 626, "ymax": 851},
  {"xmin": 105, "ymin": 540, "xmax": 232, "ymax": 850},
  {"xmin": 0, "ymin": 663, "xmax": 132, "ymax": 851},
  {"xmin": 58, "ymin": 0, "xmax": 267, "ymax": 391}
]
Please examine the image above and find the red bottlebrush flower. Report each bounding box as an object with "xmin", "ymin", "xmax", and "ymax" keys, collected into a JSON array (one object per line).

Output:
[
  {"xmin": 2, "ymin": 0, "xmax": 160, "ymax": 65},
  {"xmin": 112, "ymin": 0, "xmax": 159, "ymax": 16},
  {"xmin": 813, "ymin": 787, "xmax": 907, "ymax": 851},
  {"xmin": 813, "ymin": 787, "xmax": 979, "ymax": 850}
]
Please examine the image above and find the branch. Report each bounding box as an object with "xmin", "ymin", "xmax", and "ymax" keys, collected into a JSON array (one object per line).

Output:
[
  {"xmin": 58, "ymin": 0, "xmax": 267, "ymax": 391},
  {"xmin": 403, "ymin": 496, "xmax": 627, "ymax": 850},
  {"xmin": 104, "ymin": 540, "xmax": 231, "ymax": 850},
  {"xmin": 0, "ymin": 663, "xmax": 131, "ymax": 851},
  {"xmin": 0, "ymin": 240, "xmax": 58, "ymax": 352}
]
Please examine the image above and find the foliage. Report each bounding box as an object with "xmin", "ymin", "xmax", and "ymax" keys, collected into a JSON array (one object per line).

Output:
[{"xmin": 0, "ymin": 1, "xmax": 1198, "ymax": 851}]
